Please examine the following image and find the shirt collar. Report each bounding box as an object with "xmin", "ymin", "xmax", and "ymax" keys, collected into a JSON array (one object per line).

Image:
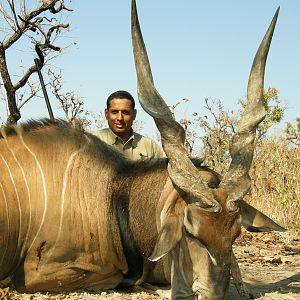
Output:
[{"xmin": 107, "ymin": 128, "xmax": 135, "ymax": 146}]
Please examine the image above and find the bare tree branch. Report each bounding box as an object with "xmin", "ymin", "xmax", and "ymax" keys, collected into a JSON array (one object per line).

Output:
[
  {"xmin": 7, "ymin": 0, "xmax": 21, "ymax": 31},
  {"xmin": 48, "ymin": 68, "xmax": 86, "ymax": 126},
  {"xmin": 18, "ymin": 81, "xmax": 42, "ymax": 110},
  {"xmin": 0, "ymin": 0, "xmax": 72, "ymax": 124},
  {"xmin": 13, "ymin": 63, "xmax": 36, "ymax": 91}
]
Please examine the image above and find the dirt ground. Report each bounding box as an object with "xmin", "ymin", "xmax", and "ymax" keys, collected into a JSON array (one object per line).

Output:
[{"xmin": 1, "ymin": 229, "xmax": 299, "ymax": 300}]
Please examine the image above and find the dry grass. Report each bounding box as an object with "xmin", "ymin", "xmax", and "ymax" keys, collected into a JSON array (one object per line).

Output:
[{"xmin": 249, "ymin": 138, "xmax": 300, "ymax": 229}]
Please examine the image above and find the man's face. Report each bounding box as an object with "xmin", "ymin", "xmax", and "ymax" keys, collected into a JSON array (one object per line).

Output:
[{"xmin": 105, "ymin": 98, "xmax": 137, "ymax": 141}]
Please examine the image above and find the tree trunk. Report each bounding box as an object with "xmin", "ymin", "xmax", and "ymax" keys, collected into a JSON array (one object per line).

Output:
[{"xmin": 0, "ymin": 46, "xmax": 21, "ymax": 124}]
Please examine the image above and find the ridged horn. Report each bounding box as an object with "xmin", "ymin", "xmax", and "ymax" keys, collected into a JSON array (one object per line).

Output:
[
  {"xmin": 131, "ymin": 0, "xmax": 220, "ymax": 211},
  {"xmin": 221, "ymin": 7, "xmax": 280, "ymax": 211}
]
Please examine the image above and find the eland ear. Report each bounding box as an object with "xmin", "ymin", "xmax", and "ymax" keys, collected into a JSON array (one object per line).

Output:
[
  {"xmin": 149, "ymin": 182, "xmax": 184, "ymax": 262},
  {"xmin": 240, "ymin": 200, "xmax": 286, "ymax": 232},
  {"xmin": 149, "ymin": 214, "xmax": 183, "ymax": 262}
]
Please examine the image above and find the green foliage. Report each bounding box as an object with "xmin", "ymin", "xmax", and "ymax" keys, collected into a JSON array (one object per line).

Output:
[
  {"xmin": 285, "ymin": 117, "xmax": 300, "ymax": 146},
  {"xmin": 240, "ymin": 87, "xmax": 284, "ymax": 143}
]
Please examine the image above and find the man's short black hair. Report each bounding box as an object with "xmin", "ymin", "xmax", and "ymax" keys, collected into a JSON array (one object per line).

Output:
[{"xmin": 106, "ymin": 90, "xmax": 135, "ymax": 109}]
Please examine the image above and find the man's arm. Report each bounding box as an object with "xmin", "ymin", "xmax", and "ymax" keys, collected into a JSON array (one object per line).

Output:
[{"xmin": 151, "ymin": 140, "xmax": 165, "ymax": 159}]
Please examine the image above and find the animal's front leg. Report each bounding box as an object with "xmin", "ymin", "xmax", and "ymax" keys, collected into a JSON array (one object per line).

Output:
[{"xmin": 231, "ymin": 251, "xmax": 253, "ymax": 299}]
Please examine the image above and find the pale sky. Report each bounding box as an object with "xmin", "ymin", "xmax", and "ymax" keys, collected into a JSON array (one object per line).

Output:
[{"xmin": 1, "ymin": 1, "xmax": 299, "ymax": 138}]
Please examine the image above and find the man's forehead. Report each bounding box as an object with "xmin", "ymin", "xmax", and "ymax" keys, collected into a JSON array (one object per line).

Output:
[{"xmin": 109, "ymin": 98, "xmax": 134, "ymax": 109}]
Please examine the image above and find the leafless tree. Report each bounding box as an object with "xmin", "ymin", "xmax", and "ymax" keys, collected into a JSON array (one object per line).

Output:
[
  {"xmin": 48, "ymin": 69, "xmax": 81, "ymax": 122},
  {"xmin": 48, "ymin": 68, "xmax": 91, "ymax": 128},
  {"xmin": 0, "ymin": 0, "xmax": 72, "ymax": 124}
]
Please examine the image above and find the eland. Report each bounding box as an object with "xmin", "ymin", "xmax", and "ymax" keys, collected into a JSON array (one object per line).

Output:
[{"xmin": 0, "ymin": 1, "xmax": 285, "ymax": 299}]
